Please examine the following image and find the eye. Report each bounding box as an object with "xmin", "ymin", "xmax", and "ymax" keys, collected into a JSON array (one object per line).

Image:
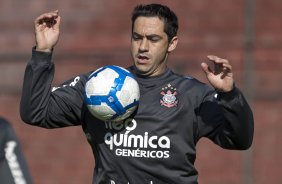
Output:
[
  {"xmin": 148, "ymin": 36, "xmax": 161, "ymax": 42},
  {"xmin": 132, "ymin": 33, "xmax": 142, "ymax": 41}
]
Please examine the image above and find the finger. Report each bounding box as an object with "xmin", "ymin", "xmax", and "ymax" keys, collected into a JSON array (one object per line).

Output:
[
  {"xmin": 222, "ymin": 63, "xmax": 231, "ymax": 67},
  {"xmin": 201, "ymin": 62, "xmax": 213, "ymax": 75},
  {"xmin": 207, "ymin": 55, "xmax": 229, "ymax": 65},
  {"xmin": 52, "ymin": 15, "xmax": 61, "ymax": 29},
  {"xmin": 35, "ymin": 10, "xmax": 59, "ymax": 26},
  {"xmin": 222, "ymin": 63, "xmax": 232, "ymax": 71},
  {"xmin": 36, "ymin": 10, "xmax": 59, "ymax": 21},
  {"xmin": 213, "ymin": 63, "xmax": 233, "ymax": 75}
]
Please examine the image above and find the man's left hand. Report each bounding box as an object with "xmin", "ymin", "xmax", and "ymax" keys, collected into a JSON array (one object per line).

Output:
[{"xmin": 201, "ymin": 55, "xmax": 234, "ymax": 92}]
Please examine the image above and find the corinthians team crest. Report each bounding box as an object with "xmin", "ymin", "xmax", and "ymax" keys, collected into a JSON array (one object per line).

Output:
[{"xmin": 160, "ymin": 84, "xmax": 178, "ymax": 108}]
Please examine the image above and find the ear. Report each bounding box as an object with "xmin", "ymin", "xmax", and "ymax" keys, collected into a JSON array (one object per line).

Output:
[{"xmin": 168, "ymin": 36, "xmax": 178, "ymax": 53}]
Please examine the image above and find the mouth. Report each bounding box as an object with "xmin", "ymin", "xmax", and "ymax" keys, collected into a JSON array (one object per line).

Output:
[{"xmin": 136, "ymin": 55, "xmax": 149, "ymax": 64}]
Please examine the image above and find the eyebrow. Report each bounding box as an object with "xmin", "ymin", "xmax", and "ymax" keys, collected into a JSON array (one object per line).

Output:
[{"xmin": 132, "ymin": 32, "xmax": 162, "ymax": 39}]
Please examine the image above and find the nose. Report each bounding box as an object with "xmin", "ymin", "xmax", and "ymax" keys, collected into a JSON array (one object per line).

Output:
[{"xmin": 139, "ymin": 38, "xmax": 148, "ymax": 52}]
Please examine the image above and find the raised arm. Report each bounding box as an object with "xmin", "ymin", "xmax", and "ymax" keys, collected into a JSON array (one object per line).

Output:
[
  {"xmin": 34, "ymin": 10, "xmax": 61, "ymax": 52},
  {"xmin": 20, "ymin": 11, "xmax": 86, "ymax": 128},
  {"xmin": 197, "ymin": 56, "xmax": 254, "ymax": 150}
]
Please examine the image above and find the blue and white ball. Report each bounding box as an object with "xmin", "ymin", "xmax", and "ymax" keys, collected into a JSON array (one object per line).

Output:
[{"xmin": 84, "ymin": 65, "xmax": 140, "ymax": 122}]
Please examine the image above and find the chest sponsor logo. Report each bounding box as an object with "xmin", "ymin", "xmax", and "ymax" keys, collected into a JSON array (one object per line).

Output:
[
  {"xmin": 160, "ymin": 83, "xmax": 178, "ymax": 108},
  {"xmin": 104, "ymin": 119, "xmax": 170, "ymax": 159}
]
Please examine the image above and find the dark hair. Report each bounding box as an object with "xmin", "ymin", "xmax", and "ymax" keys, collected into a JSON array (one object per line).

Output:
[{"xmin": 131, "ymin": 4, "xmax": 178, "ymax": 42}]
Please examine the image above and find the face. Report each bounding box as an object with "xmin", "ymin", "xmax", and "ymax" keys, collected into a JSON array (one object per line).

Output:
[{"xmin": 131, "ymin": 16, "xmax": 177, "ymax": 77}]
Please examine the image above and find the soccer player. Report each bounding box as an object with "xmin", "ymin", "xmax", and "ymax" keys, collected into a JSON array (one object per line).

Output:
[
  {"xmin": 20, "ymin": 4, "xmax": 254, "ymax": 184},
  {"xmin": 0, "ymin": 117, "xmax": 33, "ymax": 184}
]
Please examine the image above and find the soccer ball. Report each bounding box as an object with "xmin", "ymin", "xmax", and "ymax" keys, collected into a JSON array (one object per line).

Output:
[{"xmin": 84, "ymin": 65, "xmax": 140, "ymax": 122}]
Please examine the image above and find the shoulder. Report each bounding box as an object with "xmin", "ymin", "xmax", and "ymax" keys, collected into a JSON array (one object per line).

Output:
[
  {"xmin": 171, "ymin": 71, "xmax": 215, "ymax": 98},
  {"xmin": 173, "ymin": 71, "xmax": 211, "ymax": 89},
  {"xmin": 51, "ymin": 72, "xmax": 91, "ymax": 93}
]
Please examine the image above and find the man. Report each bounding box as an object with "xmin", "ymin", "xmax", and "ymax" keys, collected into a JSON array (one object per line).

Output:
[
  {"xmin": 0, "ymin": 117, "xmax": 33, "ymax": 184},
  {"xmin": 20, "ymin": 4, "xmax": 254, "ymax": 184}
]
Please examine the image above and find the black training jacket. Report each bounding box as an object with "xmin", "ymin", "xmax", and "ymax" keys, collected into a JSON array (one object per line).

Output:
[
  {"xmin": 20, "ymin": 48, "xmax": 254, "ymax": 184},
  {"xmin": 0, "ymin": 117, "xmax": 33, "ymax": 184}
]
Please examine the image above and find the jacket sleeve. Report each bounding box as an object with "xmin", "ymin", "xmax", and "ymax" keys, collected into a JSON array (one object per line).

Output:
[
  {"xmin": 196, "ymin": 86, "xmax": 254, "ymax": 150},
  {"xmin": 20, "ymin": 48, "xmax": 89, "ymax": 129},
  {"xmin": 0, "ymin": 117, "xmax": 33, "ymax": 184}
]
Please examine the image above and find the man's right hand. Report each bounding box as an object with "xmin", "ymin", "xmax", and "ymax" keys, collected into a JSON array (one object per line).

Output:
[{"xmin": 34, "ymin": 10, "xmax": 61, "ymax": 52}]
